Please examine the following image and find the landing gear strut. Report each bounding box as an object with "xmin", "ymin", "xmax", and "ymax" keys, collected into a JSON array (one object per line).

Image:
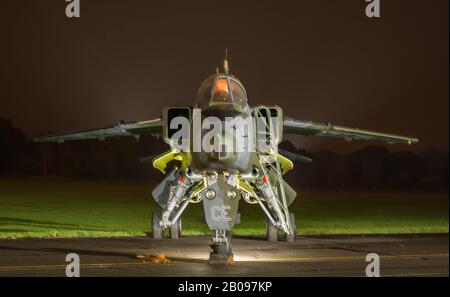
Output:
[
  {"xmin": 209, "ymin": 230, "xmax": 233, "ymax": 264},
  {"xmin": 265, "ymin": 212, "xmax": 296, "ymax": 242}
]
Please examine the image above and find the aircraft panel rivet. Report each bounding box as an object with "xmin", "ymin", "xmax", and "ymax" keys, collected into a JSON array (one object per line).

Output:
[
  {"xmin": 226, "ymin": 190, "xmax": 237, "ymax": 199},
  {"xmin": 205, "ymin": 189, "xmax": 216, "ymax": 200}
]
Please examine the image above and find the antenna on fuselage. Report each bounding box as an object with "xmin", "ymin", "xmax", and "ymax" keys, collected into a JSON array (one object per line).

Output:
[{"xmin": 223, "ymin": 48, "xmax": 229, "ymax": 74}]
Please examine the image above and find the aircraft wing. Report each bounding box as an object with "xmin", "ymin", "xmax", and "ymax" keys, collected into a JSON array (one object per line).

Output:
[
  {"xmin": 283, "ymin": 118, "xmax": 418, "ymax": 145},
  {"xmin": 34, "ymin": 118, "xmax": 163, "ymax": 143}
]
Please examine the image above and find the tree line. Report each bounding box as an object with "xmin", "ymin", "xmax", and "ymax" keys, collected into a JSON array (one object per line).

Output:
[{"xmin": 0, "ymin": 117, "xmax": 448, "ymax": 190}]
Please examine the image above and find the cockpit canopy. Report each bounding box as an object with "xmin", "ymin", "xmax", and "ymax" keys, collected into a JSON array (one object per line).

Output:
[{"xmin": 196, "ymin": 74, "xmax": 248, "ymax": 111}]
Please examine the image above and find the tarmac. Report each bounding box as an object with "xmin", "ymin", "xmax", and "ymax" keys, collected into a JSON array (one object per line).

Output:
[{"xmin": 0, "ymin": 234, "xmax": 447, "ymax": 277}]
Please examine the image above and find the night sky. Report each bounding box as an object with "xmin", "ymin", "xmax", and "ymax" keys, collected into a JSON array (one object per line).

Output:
[{"xmin": 1, "ymin": 0, "xmax": 448, "ymax": 153}]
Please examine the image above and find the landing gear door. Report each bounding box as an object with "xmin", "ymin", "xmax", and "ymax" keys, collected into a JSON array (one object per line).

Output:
[
  {"xmin": 202, "ymin": 180, "xmax": 241, "ymax": 230},
  {"xmin": 151, "ymin": 167, "xmax": 181, "ymax": 208}
]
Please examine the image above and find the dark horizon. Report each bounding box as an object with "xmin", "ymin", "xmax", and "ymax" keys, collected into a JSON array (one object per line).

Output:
[{"xmin": 1, "ymin": 0, "xmax": 448, "ymax": 153}]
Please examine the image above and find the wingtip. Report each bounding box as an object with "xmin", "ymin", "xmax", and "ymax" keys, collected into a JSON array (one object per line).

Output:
[
  {"xmin": 33, "ymin": 136, "xmax": 47, "ymax": 143},
  {"xmin": 410, "ymin": 138, "xmax": 419, "ymax": 145}
]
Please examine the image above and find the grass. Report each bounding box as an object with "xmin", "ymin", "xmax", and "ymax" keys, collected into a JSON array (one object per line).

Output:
[{"xmin": 0, "ymin": 179, "xmax": 448, "ymax": 239}]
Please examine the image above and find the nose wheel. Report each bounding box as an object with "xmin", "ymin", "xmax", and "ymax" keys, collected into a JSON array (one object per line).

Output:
[{"xmin": 209, "ymin": 230, "xmax": 233, "ymax": 264}]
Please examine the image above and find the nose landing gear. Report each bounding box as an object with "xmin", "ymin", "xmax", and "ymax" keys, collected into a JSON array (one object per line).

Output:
[{"xmin": 209, "ymin": 230, "xmax": 233, "ymax": 264}]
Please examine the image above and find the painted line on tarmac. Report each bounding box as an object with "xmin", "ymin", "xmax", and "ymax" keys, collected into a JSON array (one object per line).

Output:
[
  {"xmin": 0, "ymin": 253, "xmax": 447, "ymax": 271},
  {"xmin": 383, "ymin": 272, "xmax": 445, "ymax": 277},
  {"xmin": 244, "ymin": 253, "xmax": 449, "ymax": 262}
]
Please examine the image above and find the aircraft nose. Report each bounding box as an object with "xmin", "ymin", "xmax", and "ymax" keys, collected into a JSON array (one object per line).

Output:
[{"xmin": 207, "ymin": 131, "xmax": 238, "ymax": 162}]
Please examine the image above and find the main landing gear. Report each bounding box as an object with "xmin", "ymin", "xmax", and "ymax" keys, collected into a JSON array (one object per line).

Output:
[
  {"xmin": 266, "ymin": 212, "xmax": 296, "ymax": 243},
  {"xmin": 152, "ymin": 211, "xmax": 182, "ymax": 240}
]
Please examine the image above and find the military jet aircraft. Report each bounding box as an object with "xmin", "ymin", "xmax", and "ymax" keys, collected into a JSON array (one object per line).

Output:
[{"xmin": 35, "ymin": 55, "xmax": 418, "ymax": 263}]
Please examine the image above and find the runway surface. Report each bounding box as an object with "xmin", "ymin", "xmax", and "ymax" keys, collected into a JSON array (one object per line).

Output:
[{"xmin": 0, "ymin": 234, "xmax": 447, "ymax": 277}]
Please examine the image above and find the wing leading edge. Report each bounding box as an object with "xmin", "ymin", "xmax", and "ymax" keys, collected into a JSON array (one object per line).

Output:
[
  {"xmin": 283, "ymin": 118, "xmax": 418, "ymax": 145},
  {"xmin": 34, "ymin": 116, "xmax": 418, "ymax": 145},
  {"xmin": 34, "ymin": 118, "xmax": 163, "ymax": 143}
]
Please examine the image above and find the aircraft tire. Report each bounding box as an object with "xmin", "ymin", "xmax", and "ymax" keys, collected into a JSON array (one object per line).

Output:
[
  {"xmin": 209, "ymin": 230, "xmax": 233, "ymax": 263},
  {"xmin": 266, "ymin": 219, "xmax": 279, "ymax": 242},
  {"xmin": 285, "ymin": 212, "xmax": 296, "ymax": 243},
  {"xmin": 170, "ymin": 219, "xmax": 182, "ymax": 239},
  {"xmin": 152, "ymin": 211, "xmax": 163, "ymax": 239}
]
